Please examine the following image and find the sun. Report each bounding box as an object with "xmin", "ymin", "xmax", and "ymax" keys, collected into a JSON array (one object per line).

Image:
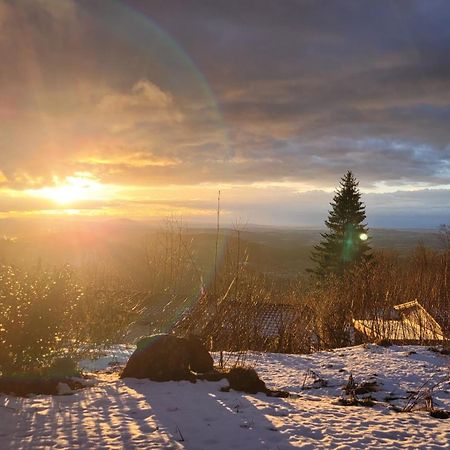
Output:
[{"xmin": 29, "ymin": 174, "xmax": 107, "ymax": 205}]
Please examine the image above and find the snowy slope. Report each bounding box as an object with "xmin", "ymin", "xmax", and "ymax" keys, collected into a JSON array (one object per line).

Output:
[{"xmin": 0, "ymin": 344, "xmax": 449, "ymax": 449}]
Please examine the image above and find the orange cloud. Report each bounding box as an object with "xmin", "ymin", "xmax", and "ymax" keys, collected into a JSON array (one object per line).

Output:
[{"xmin": 77, "ymin": 152, "xmax": 181, "ymax": 169}]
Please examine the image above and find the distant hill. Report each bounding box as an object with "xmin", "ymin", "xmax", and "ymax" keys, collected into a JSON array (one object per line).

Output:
[
  {"xmin": 0, "ymin": 218, "xmax": 443, "ymax": 280},
  {"xmin": 183, "ymin": 227, "xmax": 442, "ymax": 277}
]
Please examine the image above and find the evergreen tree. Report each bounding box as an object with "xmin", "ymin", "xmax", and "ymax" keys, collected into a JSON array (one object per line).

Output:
[{"xmin": 311, "ymin": 171, "xmax": 371, "ymax": 276}]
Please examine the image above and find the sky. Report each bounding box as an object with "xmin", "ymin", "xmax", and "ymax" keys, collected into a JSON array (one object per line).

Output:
[{"xmin": 1, "ymin": 0, "xmax": 450, "ymax": 228}]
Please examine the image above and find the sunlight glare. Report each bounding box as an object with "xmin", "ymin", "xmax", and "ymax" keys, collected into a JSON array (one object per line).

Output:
[{"xmin": 30, "ymin": 175, "xmax": 107, "ymax": 205}]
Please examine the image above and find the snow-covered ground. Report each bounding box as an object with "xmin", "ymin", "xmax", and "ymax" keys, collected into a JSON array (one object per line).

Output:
[{"xmin": 1, "ymin": 344, "xmax": 449, "ymax": 449}]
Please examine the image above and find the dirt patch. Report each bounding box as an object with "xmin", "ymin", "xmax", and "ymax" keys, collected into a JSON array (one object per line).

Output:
[
  {"xmin": 0, "ymin": 357, "xmax": 87, "ymax": 397},
  {"xmin": 430, "ymin": 409, "xmax": 450, "ymax": 419},
  {"xmin": 375, "ymin": 338, "xmax": 392, "ymax": 347},
  {"xmin": 336, "ymin": 396, "xmax": 376, "ymax": 407},
  {"xmin": 0, "ymin": 375, "xmax": 87, "ymax": 396}
]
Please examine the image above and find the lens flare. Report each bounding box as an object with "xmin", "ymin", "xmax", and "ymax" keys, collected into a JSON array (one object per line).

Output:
[{"xmin": 359, "ymin": 233, "xmax": 368, "ymax": 241}]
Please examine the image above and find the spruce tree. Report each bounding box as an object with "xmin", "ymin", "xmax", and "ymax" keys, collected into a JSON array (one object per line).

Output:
[{"xmin": 311, "ymin": 171, "xmax": 371, "ymax": 276}]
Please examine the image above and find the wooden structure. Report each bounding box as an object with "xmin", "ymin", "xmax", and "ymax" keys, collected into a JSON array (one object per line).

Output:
[{"xmin": 353, "ymin": 300, "xmax": 446, "ymax": 345}]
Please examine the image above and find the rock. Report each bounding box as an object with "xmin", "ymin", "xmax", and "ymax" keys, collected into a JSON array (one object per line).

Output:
[
  {"xmin": 227, "ymin": 367, "xmax": 268, "ymax": 394},
  {"xmin": 185, "ymin": 336, "xmax": 214, "ymax": 373},
  {"xmin": 121, "ymin": 334, "xmax": 213, "ymax": 381},
  {"xmin": 224, "ymin": 366, "xmax": 289, "ymax": 397},
  {"xmin": 121, "ymin": 335, "xmax": 289, "ymax": 397}
]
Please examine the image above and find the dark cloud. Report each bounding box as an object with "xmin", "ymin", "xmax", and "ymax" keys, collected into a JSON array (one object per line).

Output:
[{"xmin": 125, "ymin": 0, "xmax": 450, "ymax": 187}]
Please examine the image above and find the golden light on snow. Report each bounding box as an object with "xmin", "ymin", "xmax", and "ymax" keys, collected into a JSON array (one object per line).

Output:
[{"xmin": 359, "ymin": 233, "xmax": 368, "ymax": 241}]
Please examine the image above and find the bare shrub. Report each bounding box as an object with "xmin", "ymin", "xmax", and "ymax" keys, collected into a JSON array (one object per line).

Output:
[
  {"xmin": 0, "ymin": 263, "xmax": 143, "ymax": 375},
  {"xmin": 0, "ymin": 265, "xmax": 82, "ymax": 374},
  {"xmin": 397, "ymin": 372, "xmax": 450, "ymax": 419},
  {"xmin": 304, "ymin": 246, "xmax": 450, "ymax": 349},
  {"xmin": 337, "ymin": 374, "xmax": 376, "ymax": 407},
  {"xmin": 175, "ymin": 225, "xmax": 314, "ymax": 353},
  {"xmin": 72, "ymin": 288, "xmax": 143, "ymax": 346}
]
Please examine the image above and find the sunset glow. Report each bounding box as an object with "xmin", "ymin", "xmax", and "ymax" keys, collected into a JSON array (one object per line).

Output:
[
  {"xmin": 0, "ymin": 0, "xmax": 449, "ymax": 227},
  {"xmin": 27, "ymin": 175, "xmax": 108, "ymax": 206}
]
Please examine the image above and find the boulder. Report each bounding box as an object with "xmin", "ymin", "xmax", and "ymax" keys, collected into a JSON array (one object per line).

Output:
[
  {"xmin": 121, "ymin": 334, "xmax": 213, "ymax": 381},
  {"xmin": 227, "ymin": 367, "xmax": 268, "ymax": 394},
  {"xmin": 185, "ymin": 335, "xmax": 214, "ymax": 373}
]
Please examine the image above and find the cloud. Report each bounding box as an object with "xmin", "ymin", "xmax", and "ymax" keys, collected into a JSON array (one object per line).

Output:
[
  {"xmin": 98, "ymin": 80, "xmax": 172, "ymax": 111},
  {"xmin": 128, "ymin": 0, "xmax": 450, "ymax": 188},
  {"xmin": 0, "ymin": 0, "xmax": 450, "ymax": 224}
]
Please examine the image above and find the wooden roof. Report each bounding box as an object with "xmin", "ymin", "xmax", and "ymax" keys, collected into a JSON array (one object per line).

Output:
[{"xmin": 353, "ymin": 300, "xmax": 445, "ymax": 342}]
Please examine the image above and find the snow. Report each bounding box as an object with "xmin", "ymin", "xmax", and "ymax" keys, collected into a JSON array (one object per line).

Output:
[{"xmin": 1, "ymin": 344, "xmax": 449, "ymax": 449}]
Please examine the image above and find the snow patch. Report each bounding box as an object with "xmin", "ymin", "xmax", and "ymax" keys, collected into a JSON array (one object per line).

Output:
[{"xmin": 0, "ymin": 344, "xmax": 449, "ymax": 449}]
